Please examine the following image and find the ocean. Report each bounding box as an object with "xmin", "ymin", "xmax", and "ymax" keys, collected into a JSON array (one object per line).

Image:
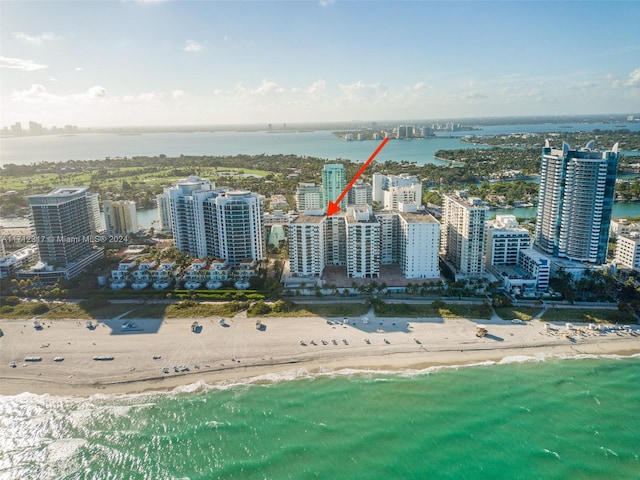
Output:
[{"xmin": 1, "ymin": 355, "xmax": 639, "ymax": 479}]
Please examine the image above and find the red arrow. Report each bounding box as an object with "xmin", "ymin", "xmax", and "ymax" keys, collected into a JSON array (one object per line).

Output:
[{"xmin": 326, "ymin": 137, "xmax": 389, "ymax": 217}]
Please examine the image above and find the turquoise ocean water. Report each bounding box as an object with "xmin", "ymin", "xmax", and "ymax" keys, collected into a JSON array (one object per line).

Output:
[{"xmin": 2, "ymin": 356, "xmax": 639, "ymax": 479}]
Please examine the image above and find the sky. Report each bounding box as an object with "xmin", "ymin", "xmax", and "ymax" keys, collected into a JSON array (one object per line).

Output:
[{"xmin": 1, "ymin": 0, "xmax": 639, "ymax": 128}]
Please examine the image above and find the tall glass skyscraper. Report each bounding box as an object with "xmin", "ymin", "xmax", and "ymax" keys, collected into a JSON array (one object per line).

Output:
[
  {"xmin": 322, "ymin": 164, "xmax": 346, "ymax": 212},
  {"xmin": 534, "ymin": 140, "xmax": 619, "ymax": 264}
]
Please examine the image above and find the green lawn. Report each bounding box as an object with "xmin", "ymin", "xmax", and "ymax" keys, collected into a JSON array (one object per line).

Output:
[
  {"xmin": 372, "ymin": 302, "xmax": 493, "ymax": 319},
  {"xmin": 494, "ymin": 306, "xmax": 542, "ymax": 322},
  {"xmin": 540, "ymin": 308, "xmax": 636, "ymax": 324}
]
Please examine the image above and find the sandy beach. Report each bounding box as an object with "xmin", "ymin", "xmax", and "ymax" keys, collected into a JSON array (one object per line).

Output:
[{"xmin": 1, "ymin": 310, "xmax": 639, "ymax": 396}]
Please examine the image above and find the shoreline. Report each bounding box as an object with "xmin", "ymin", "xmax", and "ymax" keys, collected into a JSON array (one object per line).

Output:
[{"xmin": 1, "ymin": 314, "xmax": 638, "ymax": 397}]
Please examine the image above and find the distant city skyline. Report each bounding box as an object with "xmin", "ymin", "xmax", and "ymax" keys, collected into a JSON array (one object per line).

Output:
[{"xmin": 1, "ymin": 1, "xmax": 639, "ymax": 128}]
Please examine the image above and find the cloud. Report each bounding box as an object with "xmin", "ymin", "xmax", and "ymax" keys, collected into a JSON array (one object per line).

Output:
[
  {"xmin": 235, "ymin": 80, "xmax": 285, "ymax": 97},
  {"xmin": 0, "ymin": 56, "xmax": 47, "ymax": 71},
  {"xmin": 11, "ymin": 84, "xmax": 108, "ymax": 104},
  {"xmin": 306, "ymin": 79, "xmax": 326, "ymax": 95},
  {"xmin": 319, "ymin": 0, "xmax": 335, "ymax": 7},
  {"xmin": 625, "ymin": 67, "xmax": 640, "ymax": 87},
  {"xmin": 13, "ymin": 31, "xmax": 60, "ymax": 45},
  {"xmin": 339, "ymin": 81, "xmax": 390, "ymax": 104},
  {"xmin": 75, "ymin": 67, "xmax": 83, "ymax": 71},
  {"xmin": 171, "ymin": 89, "xmax": 185, "ymax": 99},
  {"xmin": 184, "ymin": 40, "xmax": 203, "ymax": 53}
]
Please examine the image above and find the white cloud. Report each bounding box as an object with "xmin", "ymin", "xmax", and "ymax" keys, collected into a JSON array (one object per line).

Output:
[
  {"xmin": 319, "ymin": 0, "xmax": 335, "ymax": 7},
  {"xmin": 339, "ymin": 81, "xmax": 390, "ymax": 104},
  {"xmin": 171, "ymin": 90, "xmax": 185, "ymax": 99},
  {"xmin": 625, "ymin": 68, "xmax": 640, "ymax": 87},
  {"xmin": 235, "ymin": 80, "xmax": 285, "ymax": 97},
  {"xmin": 75, "ymin": 67, "xmax": 83, "ymax": 71},
  {"xmin": 184, "ymin": 40, "xmax": 203, "ymax": 53},
  {"xmin": 306, "ymin": 79, "xmax": 326, "ymax": 95},
  {"xmin": 13, "ymin": 31, "xmax": 60, "ymax": 45},
  {"xmin": 86, "ymin": 86, "xmax": 108, "ymax": 98},
  {"xmin": 10, "ymin": 84, "xmax": 108, "ymax": 104},
  {"xmin": 0, "ymin": 56, "xmax": 47, "ymax": 71}
]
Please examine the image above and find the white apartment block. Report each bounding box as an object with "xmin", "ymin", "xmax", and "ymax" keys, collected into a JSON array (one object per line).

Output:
[
  {"xmin": 346, "ymin": 206, "xmax": 381, "ymax": 278},
  {"xmin": 372, "ymin": 173, "xmax": 422, "ymax": 211},
  {"xmin": 104, "ymin": 200, "xmax": 139, "ymax": 235},
  {"xmin": 518, "ymin": 249, "xmax": 550, "ymax": 291},
  {"xmin": 167, "ymin": 177, "xmax": 215, "ymax": 259},
  {"xmin": 288, "ymin": 215, "xmax": 326, "ymax": 277},
  {"xmin": 615, "ymin": 233, "xmax": 640, "ymax": 271},
  {"xmin": 347, "ymin": 179, "xmax": 373, "ymax": 206},
  {"xmin": 156, "ymin": 193, "xmax": 173, "ymax": 233},
  {"xmin": 213, "ymin": 190, "xmax": 265, "ymax": 266},
  {"xmin": 486, "ymin": 215, "xmax": 531, "ymax": 267},
  {"xmin": 441, "ymin": 192, "xmax": 488, "ymax": 277},
  {"xmin": 295, "ymin": 183, "xmax": 323, "ymax": 211},
  {"xmin": 159, "ymin": 176, "xmax": 264, "ymax": 266},
  {"xmin": 287, "ymin": 208, "xmax": 440, "ymax": 280},
  {"xmin": 610, "ymin": 218, "xmax": 634, "ymax": 238},
  {"xmin": 398, "ymin": 212, "xmax": 440, "ymax": 279}
]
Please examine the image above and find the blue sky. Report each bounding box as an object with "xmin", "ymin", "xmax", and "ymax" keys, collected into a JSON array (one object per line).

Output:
[{"xmin": 1, "ymin": 0, "xmax": 639, "ymax": 128}]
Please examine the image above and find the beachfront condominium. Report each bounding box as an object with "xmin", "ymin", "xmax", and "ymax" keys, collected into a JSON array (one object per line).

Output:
[
  {"xmin": 397, "ymin": 210, "xmax": 440, "ymax": 279},
  {"xmin": 289, "ymin": 214, "xmax": 326, "ymax": 277},
  {"xmin": 212, "ymin": 190, "xmax": 265, "ymax": 266},
  {"xmin": 372, "ymin": 173, "xmax": 422, "ymax": 211},
  {"xmin": 160, "ymin": 176, "xmax": 264, "ymax": 266},
  {"xmin": 322, "ymin": 164, "xmax": 346, "ymax": 212},
  {"xmin": 441, "ymin": 191, "xmax": 488, "ymax": 277},
  {"xmin": 287, "ymin": 206, "xmax": 440, "ymax": 280},
  {"xmin": 486, "ymin": 215, "xmax": 531, "ymax": 268},
  {"xmin": 103, "ymin": 200, "xmax": 139, "ymax": 235},
  {"xmin": 25, "ymin": 186, "xmax": 104, "ymax": 280},
  {"xmin": 534, "ymin": 140, "xmax": 619, "ymax": 264},
  {"xmin": 165, "ymin": 176, "xmax": 216, "ymax": 259},
  {"xmin": 295, "ymin": 183, "xmax": 323, "ymax": 211},
  {"xmin": 346, "ymin": 205, "xmax": 381, "ymax": 278}
]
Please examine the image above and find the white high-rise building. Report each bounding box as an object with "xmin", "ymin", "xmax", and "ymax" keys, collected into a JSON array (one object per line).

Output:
[
  {"xmin": 486, "ymin": 215, "xmax": 531, "ymax": 267},
  {"xmin": 535, "ymin": 140, "xmax": 619, "ymax": 264},
  {"xmin": 347, "ymin": 179, "xmax": 373, "ymax": 206},
  {"xmin": 157, "ymin": 193, "xmax": 173, "ymax": 233},
  {"xmin": 295, "ymin": 183, "xmax": 323, "ymax": 211},
  {"xmin": 104, "ymin": 200, "xmax": 139, "ymax": 235},
  {"xmin": 372, "ymin": 174, "xmax": 422, "ymax": 211},
  {"xmin": 346, "ymin": 205, "xmax": 381, "ymax": 278},
  {"xmin": 287, "ymin": 209, "xmax": 440, "ymax": 280},
  {"xmin": 165, "ymin": 176, "xmax": 216, "ymax": 259},
  {"xmin": 288, "ymin": 214, "xmax": 326, "ymax": 277},
  {"xmin": 398, "ymin": 212, "xmax": 440, "ymax": 279},
  {"xmin": 213, "ymin": 190, "xmax": 264, "ymax": 266},
  {"xmin": 159, "ymin": 176, "xmax": 264, "ymax": 266},
  {"xmin": 322, "ymin": 164, "xmax": 346, "ymax": 212},
  {"xmin": 441, "ymin": 192, "xmax": 488, "ymax": 277}
]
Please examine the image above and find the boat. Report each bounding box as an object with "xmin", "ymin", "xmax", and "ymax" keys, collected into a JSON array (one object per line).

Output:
[
  {"xmin": 33, "ymin": 320, "xmax": 42, "ymax": 330},
  {"xmin": 93, "ymin": 356, "xmax": 114, "ymax": 361},
  {"xmin": 9, "ymin": 361, "xmax": 17, "ymax": 368},
  {"xmin": 53, "ymin": 357, "xmax": 64, "ymax": 362},
  {"xmin": 25, "ymin": 356, "xmax": 42, "ymax": 362}
]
